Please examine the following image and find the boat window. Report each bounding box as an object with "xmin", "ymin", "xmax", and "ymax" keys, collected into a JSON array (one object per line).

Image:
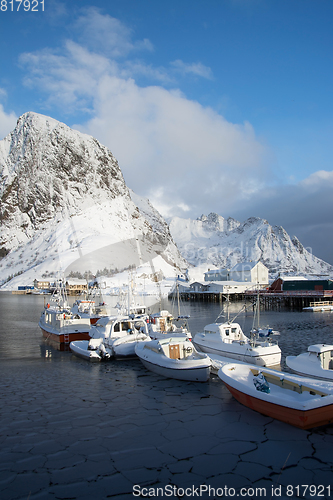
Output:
[
  {"xmin": 225, "ymin": 329, "xmax": 229, "ymax": 336},
  {"xmin": 122, "ymin": 322, "xmax": 130, "ymax": 331},
  {"xmin": 114, "ymin": 322, "xmax": 120, "ymax": 332},
  {"xmin": 231, "ymin": 328, "xmax": 237, "ymax": 334}
]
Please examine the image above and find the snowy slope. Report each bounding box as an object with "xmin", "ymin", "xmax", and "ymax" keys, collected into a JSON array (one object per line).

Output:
[
  {"xmin": 169, "ymin": 213, "xmax": 333, "ymax": 278},
  {"xmin": 0, "ymin": 112, "xmax": 187, "ymax": 291}
]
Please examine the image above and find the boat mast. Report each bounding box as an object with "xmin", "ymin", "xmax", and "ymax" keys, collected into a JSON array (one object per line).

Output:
[{"xmin": 176, "ymin": 279, "xmax": 181, "ymax": 318}]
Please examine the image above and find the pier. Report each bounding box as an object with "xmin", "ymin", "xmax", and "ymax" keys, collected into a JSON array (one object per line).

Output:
[{"xmin": 174, "ymin": 289, "xmax": 333, "ymax": 310}]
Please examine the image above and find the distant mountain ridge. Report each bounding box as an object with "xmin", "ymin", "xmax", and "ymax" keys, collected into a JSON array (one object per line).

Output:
[
  {"xmin": 0, "ymin": 112, "xmax": 187, "ymax": 289},
  {"xmin": 169, "ymin": 213, "xmax": 333, "ymax": 278}
]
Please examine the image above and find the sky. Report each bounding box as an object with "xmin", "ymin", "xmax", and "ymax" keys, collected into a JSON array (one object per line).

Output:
[{"xmin": 0, "ymin": 0, "xmax": 333, "ymax": 265}]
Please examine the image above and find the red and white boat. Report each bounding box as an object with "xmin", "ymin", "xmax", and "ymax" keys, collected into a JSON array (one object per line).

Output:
[
  {"xmin": 38, "ymin": 282, "xmax": 92, "ymax": 345},
  {"xmin": 39, "ymin": 304, "xmax": 92, "ymax": 345},
  {"xmin": 218, "ymin": 362, "xmax": 333, "ymax": 429}
]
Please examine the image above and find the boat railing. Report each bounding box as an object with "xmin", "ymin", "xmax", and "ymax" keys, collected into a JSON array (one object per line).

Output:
[
  {"xmin": 309, "ymin": 301, "xmax": 333, "ymax": 307},
  {"xmin": 251, "ymin": 369, "xmax": 328, "ymax": 396}
]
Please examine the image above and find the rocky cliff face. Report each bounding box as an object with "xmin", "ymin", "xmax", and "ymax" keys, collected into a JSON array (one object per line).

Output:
[
  {"xmin": 169, "ymin": 213, "xmax": 333, "ymax": 277},
  {"xmin": 0, "ymin": 112, "xmax": 187, "ymax": 287},
  {"xmin": 0, "ymin": 112, "xmax": 128, "ymax": 252}
]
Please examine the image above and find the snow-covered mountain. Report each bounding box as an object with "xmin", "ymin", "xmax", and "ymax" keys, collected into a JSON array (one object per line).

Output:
[
  {"xmin": 1, "ymin": 112, "xmax": 331, "ymax": 292},
  {"xmin": 0, "ymin": 112, "xmax": 187, "ymax": 291},
  {"xmin": 169, "ymin": 213, "xmax": 333, "ymax": 279}
]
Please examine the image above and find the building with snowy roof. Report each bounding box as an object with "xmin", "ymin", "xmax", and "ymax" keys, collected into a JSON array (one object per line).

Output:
[{"xmin": 204, "ymin": 261, "xmax": 268, "ymax": 286}]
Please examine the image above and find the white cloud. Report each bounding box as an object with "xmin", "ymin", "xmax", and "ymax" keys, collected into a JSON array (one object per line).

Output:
[
  {"xmin": 300, "ymin": 170, "xmax": 333, "ymax": 190},
  {"xmin": 20, "ymin": 41, "xmax": 114, "ymax": 112},
  {"xmin": 170, "ymin": 60, "xmax": 213, "ymax": 80},
  {"xmin": 0, "ymin": 104, "xmax": 17, "ymax": 140},
  {"xmin": 76, "ymin": 77, "xmax": 269, "ymax": 218},
  {"xmin": 18, "ymin": 9, "xmax": 270, "ymax": 220},
  {"xmin": 73, "ymin": 7, "xmax": 154, "ymax": 58}
]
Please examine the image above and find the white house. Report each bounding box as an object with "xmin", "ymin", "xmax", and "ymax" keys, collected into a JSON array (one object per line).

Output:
[
  {"xmin": 207, "ymin": 281, "xmax": 255, "ymax": 294},
  {"xmin": 204, "ymin": 261, "xmax": 269, "ymax": 286}
]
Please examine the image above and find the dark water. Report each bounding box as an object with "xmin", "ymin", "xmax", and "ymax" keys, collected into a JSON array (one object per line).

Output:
[{"xmin": 1, "ymin": 292, "xmax": 333, "ymax": 366}]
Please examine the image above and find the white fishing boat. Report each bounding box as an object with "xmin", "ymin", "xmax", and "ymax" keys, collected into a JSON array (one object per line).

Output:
[
  {"xmin": 193, "ymin": 321, "xmax": 281, "ymax": 367},
  {"xmin": 286, "ymin": 344, "xmax": 333, "ymax": 381},
  {"xmin": 218, "ymin": 363, "xmax": 333, "ymax": 429},
  {"xmin": 193, "ymin": 291, "xmax": 281, "ymax": 367},
  {"xmin": 148, "ymin": 310, "xmax": 192, "ymax": 340},
  {"xmin": 70, "ymin": 314, "xmax": 150, "ymax": 361},
  {"xmin": 148, "ymin": 280, "xmax": 192, "ymax": 341},
  {"xmin": 135, "ymin": 337, "xmax": 211, "ymax": 381}
]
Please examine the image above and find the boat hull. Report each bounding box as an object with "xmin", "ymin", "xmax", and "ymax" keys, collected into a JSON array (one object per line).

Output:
[
  {"xmin": 219, "ymin": 363, "xmax": 333, "ymax": 429},
  {"xmin": 40, "ymin": 326, "xmax": 91, "ymax": 344},
  {"xmin": 286, "ymin": 354, "xmax": 333, "ymax": 381},
  {"xmin": 139, "ymin": 357, "xmax": 210, "ymax": 382},
  {"xmin": 70, "ymin": 340, "xmax": 102, "ymax": 362},
  {"xmin": 193, "ymin": 339, "xmax": 281, "ymax": 367},
  {"xmin": 223, "ymin": 382, "xmax": 333, "ymax": 430}
]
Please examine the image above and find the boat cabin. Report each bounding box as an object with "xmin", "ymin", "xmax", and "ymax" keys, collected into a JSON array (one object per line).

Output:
[
  {"xmin": 72, "ymin": 300, "xmax": 95, "ymax": 315},
  {"xmin": 308, "ymin": 344, "xmax": 333, "ymax": 370},
  {"xmin": 93, "ymin": 315, "xmax": 148, "ymax": 339},
  {"xmin": 146, "ymin": 338, "xmax": 195, "ymax": 360},
  {"xmin": 150, "ymin": 310, "xmax": 175, "ymax": 331},
  {"xmin": 42, "ymin": 309, "xmax": 90, "ymax": 329},
  {"xmin": 203, "ymin": 322, "xmax": 247, "ymax": 344}
]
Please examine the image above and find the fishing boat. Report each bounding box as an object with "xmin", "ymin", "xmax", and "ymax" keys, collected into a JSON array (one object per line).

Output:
[
  {"xmin": 286, "ymin": 344, "xmax": 333, "ymax": 381},
  {"xmin": 70, "ymin": 314, "xmax": 150, "ymax": 361},
  {"xmin": 39, "ymin": 306, "xmax": 92, "ymax": 345},
  {"xmin": 38, "ymin": 283, "xmax": 92, "ymax": 345},
  {"xmin": 148, "ymin": 280, "xmax": 192, "ymax": 340},
  {"xmin": 193, "ymin": 321, "xmax": 281, "ymax": 367},
  {"xmin": 71, "ymin": 299, "xmax": 109, "ymax": 325},
  {"xmin": 135, "ymin": 337, "xmax": 211, "ymax": 381},
  {"xmin": 148, "ymin": 310, "xmax": 192, "ymax": 340},
  {"xmin": 193, "ymin": 290, "xmax": 281, "ymax": 367},
  {"xmin": 218, "ymin": 363, "xmax": 333, "ymax": 429}
]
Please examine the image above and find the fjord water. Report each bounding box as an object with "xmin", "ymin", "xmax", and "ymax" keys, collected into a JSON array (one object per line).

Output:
[
  {"xmin": 1, "ymin": 291, "xmax": 333, "ymax": 499},
  {"xmin": 1, "ymin": 291, "xmax": 333, "ymax": 364}
]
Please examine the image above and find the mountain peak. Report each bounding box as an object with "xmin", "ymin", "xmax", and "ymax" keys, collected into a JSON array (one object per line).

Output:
[
  {"xmin": 0, "ymin": 112, "xmax": 187, "ymax": 288},
  {"xmin": 169, "ymin": 213, "xmax": 333, "ymax": 278}
]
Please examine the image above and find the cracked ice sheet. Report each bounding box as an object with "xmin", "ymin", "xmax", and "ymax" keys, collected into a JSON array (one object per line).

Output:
[{"xmin": 1, "ymin": 359, "xmax": 333, "ymax": 499}]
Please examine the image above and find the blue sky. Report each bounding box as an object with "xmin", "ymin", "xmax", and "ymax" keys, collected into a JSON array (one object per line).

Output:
[{"xmin": 1, "ymin": 0, "xmax": 333, "ymax": 264}]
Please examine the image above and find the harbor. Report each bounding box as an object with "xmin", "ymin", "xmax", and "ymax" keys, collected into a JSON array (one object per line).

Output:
[{"xmin": 1, "ymin": 292, "xmax": 333, "ymax": 499}]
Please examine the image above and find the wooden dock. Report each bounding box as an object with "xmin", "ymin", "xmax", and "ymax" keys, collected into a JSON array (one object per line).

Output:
[{"xmin": 174, "ymin": 289, "xmax": 333, "ymax": 310}]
